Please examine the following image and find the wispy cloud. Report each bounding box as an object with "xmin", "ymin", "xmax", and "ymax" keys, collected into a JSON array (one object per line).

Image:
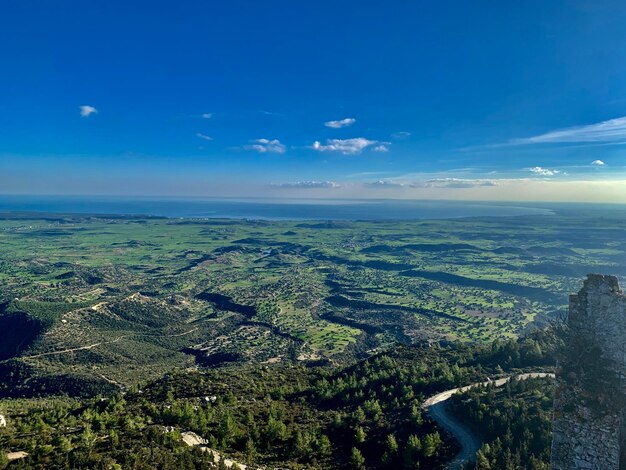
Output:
[
  {"xmin": 79, "ymin": 105, "xmax": 98, "ymax": 117},
  {"xmin": 509, "ymin": 116, "xmax": 626, "ymax": 145},
  {"xmin": 260, "ymin": 110, "xmax": 285, "ymax": 117},
  {"xmin": 196, "ymin": 133, "xmax": 213, "ymax": 141},
  {"xmin": 273, "ymin": 181, "xmax": 340, "ymax": 189},
  {"xmin": 365, "ymin": 178, "xmax": 498, "ymax": 189},
  {"xmin": 528, "ymin": 166, "xmax": 561, "ymax": 176},
  {"xmin": 422, "ymin": 178, "xmax": 499, "ymax": 188},
  {"xmin": 364, "ymin": 180, "xmax": 405, "ymax": 188},
  {"xmin": 201, "ymin": 113, "xmax": 213, "ymax": 119},
  {"xmin": 591, "ymin": 159, "xmax": 605, "ymax": 166},
  {"xmin": 391, "ymin": 131, "xmax": 411, "ymax": 139},
  {"xmin": 312, "ymin": 138, "xmax": 390, "ymax": 155},
  {"xmin": 244, "ymin": 139, "xmax": 286, "ymax": 154},
  {"xmin": 324, "ymin": 118, "xmax": 356, "ymax": 129}
]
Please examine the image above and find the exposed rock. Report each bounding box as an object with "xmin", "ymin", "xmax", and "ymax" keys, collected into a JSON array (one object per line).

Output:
[
  {"xmin": 179, "ymin": 431, "xmax": 262, "ymax": 469},
  {"xmin": 551, "ymin": 274, "xmax": 626, "ymax": 470},
  {"xmin": 6, "ymin": 451, "xmax": 28, "ymax": 461}
]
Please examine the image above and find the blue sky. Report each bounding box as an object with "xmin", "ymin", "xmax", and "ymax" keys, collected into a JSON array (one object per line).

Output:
[{"xmin": 2, "ymin": 1, "xmax": 626, "ymax": 201}]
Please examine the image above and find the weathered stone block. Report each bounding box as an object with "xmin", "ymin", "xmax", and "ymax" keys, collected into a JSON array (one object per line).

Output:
[{"xmin": 551, "ymin": 274, "xmax": 625, "ymax": 470}]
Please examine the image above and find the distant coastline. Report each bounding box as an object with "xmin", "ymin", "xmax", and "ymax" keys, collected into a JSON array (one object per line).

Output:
[{"xmin": 0, "ymin": 195, "xmax": 562, "ymax": 221}]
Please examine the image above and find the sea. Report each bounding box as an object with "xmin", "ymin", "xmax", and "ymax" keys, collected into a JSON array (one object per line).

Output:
[{"xmin": 0, "ymin": 195, "xmax": 560, "ymax": 220}]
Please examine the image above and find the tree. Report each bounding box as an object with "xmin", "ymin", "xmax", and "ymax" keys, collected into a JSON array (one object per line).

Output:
[
  {"xmin": 403, "ymin": 434, "xmax": 422, "ymax": 466},
  {"xmin": 317, "ymin": 434, "xmax": 333, "ymax": 458},
  {"xmin": 80, "ymin": 424, "xmax": 97, "ymax": 454},
  {"xmin": 218, "ymin": 412, "xmax": 239, "ymax": 447},
  {"xmin": 266, "ymin": 415, "xmax": 289, "ymax": 443},
  {"xmin": 109, "ymin": 429, "xmax": 120, "ymax": 449},
  {"xmin": 353, "ymin": 406, "xmax": 366, "ymax": 424},
  {"xmin": 386, "ymin": 434, "xmax": 399, "ymax": 454},
  {"xmin": 423, "ymin": 432, "xmax": 442, "ymax": 458},
  {"xmin": 410, "ymin": 404, "xmax": 423, "ymax": 426},
  {"xmin": 0, "ymin": 452, "xmax": 9, "ymax": 470},
  {"xmin": 245, "ymin": 438, "xmax": 256, "ymax": 460},
  {"xmin": 293, "ymin": 431, "xmax": 309, "ymax": 458},
  {"xmin": 475, "ymin": 445, "xmax": 492, "ymax": 469},
  {"xmin": 350, "ymin": 447, "xmax": 366, "ymax": 469},
  {"xmin": 355, "ymin": 426, "xmax": 366, "ymax": 444},
  {"xmin": 364, "ymin": 399, "xmax": 382, "ymax": 419},
  {"xmin": 53, "ymin": 435, "xmax": 73, "ymax": 453}
]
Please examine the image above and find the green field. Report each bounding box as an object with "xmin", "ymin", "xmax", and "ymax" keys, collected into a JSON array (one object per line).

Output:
[{"xmin": 0, "ymin": 207, "xmax": 624, "ymax": 393}]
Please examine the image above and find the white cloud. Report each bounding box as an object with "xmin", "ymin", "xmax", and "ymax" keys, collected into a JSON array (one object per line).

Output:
[
  {"xmin": 79, "ymin": 105, "xmax": 98, "ymax": 117},
  {"xmin": 196, "ymin": 133, "xmax": 213, "ymax": 141},
  {"xmin": 201, "ymin": 113, "xmax": 213, "ymax": 119},
  {"xmin": 244, "ymin": 138, "xmax": 286, "ymax": 154},
  {"xmin": 260, "ymin": 110, "xmax": 285, "ymax": 116},
  {"xmin": 529, "ymin": 166, "xmax": 561, "ymax": 176},
  {"xmin": 509, "ymin": 116, "xmax": 626, "ymax": 145},
  {"xmin": 421, "ymin": 178, "xmax": 499, "ymax": 188},
  {"xmin": 591, "ymin": 159, "xmax": 605, "ymax": 166},
  {"xmin": 364, "ymin": 180, "xmax": 406, "ymax": 188},
  {"xmin": 312, "ymin": 138, "xmax": 389, "ymax": 155},
  {"xmin": 365, "ymin": 178, "xmax": 498, "ymax": 189},
  {"xmin": 391, "ymin": 131, "xmax": 411, "ymax": 139},
  {"xmin": 324, "ymin": 118, "xmax": 356, "ymax": 129},
  {"xmin": 274, "ymin": 181, "xmax": 340, "ymax": 189}
]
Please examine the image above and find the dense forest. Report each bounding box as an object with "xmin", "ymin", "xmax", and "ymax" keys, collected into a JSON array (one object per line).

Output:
[{"xmin": 0, "ymin": 330, "xmax": 559, "ymax": 469}]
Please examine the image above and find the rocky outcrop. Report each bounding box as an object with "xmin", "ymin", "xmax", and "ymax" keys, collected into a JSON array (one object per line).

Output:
[{"xmin": 551, "ymin": 274, "xmax": 626, "ymax": 470}]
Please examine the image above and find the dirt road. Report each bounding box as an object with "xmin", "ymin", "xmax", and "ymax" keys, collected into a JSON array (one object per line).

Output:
[{"xmin": 423, "ymin": 372, "xmax": 554, "ymax": 470}]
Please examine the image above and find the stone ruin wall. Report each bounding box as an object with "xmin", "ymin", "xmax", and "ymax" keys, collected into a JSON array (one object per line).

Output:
[{"xmin": 551, "ymin": 274, "xmax": 626, "ymax": 470}]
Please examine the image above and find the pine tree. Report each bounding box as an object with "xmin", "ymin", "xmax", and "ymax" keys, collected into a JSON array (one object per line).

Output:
[
  {"xmin": 350, "ymin": 447, "xmax": 366, "ymax": 469},
  {"xmin": 245, "ymin": 437, "xmax": 256, "ymax": 460},
  {"xmin": 422, "ymin": 432, "xmax": 442, "ymax": 457},
  {"xmin": 355, "ymin": 426, "xmax": 366, "ymax": 444},
  {"xmin": 403, "ymin": 434, "xmax": 422, "ymax": 465},
  {"xmin": 317, "ymin": 434, "xmax": 332, "ymax": 458}
]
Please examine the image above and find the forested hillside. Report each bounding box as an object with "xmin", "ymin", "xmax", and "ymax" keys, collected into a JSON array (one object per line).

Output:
[{"xmin": 0, "ymin": 331, "xmax": 558, "ymax": 469}]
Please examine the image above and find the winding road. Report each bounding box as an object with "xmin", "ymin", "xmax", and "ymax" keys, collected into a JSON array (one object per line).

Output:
[{"xmin": 423, "ymin": 372, "xmax": 554, "ymax": 470}]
